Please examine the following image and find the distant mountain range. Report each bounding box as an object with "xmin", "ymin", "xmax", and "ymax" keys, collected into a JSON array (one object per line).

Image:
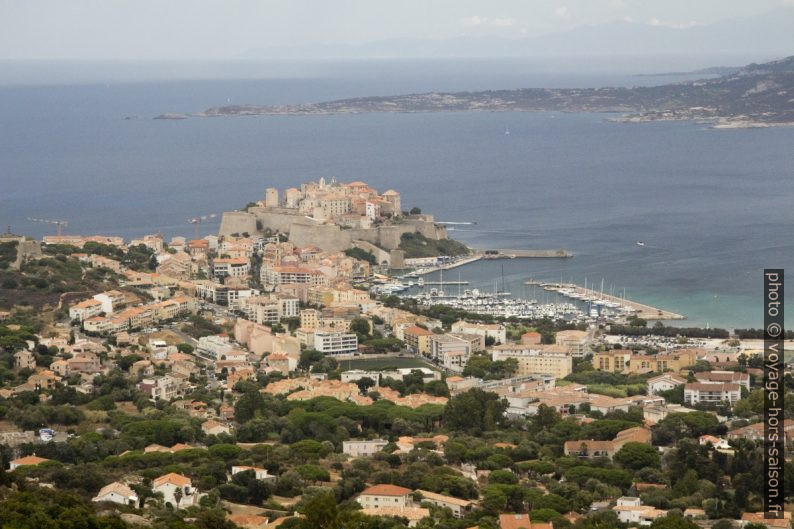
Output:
[
  {"xmin": 240, "ymin": 8, "xmax": 794, "ymax": 60},
  {"xmin": 191, "ymin": 56, "xmax": 794, "ymax": 128}
]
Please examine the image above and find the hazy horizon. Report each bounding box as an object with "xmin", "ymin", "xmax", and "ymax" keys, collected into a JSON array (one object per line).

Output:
[{"xmin": 2, "ymin": 0, "xmax": 793, "ymax": 62}]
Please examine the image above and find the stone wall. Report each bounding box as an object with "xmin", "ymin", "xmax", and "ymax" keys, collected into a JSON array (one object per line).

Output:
[
  {"xmin": 351, "ymin": 240, "xmax": 391, "ymax": 266},
  {"xmin": 289, "ymin": 223, "xmax": 352, "ymax": 251},
  {"xmin": 220, "ymin": 207, "xmax": 449, "ymax": 252},
  {"xmin": 218, "ymin": 211, "xmax": 258, "ymax": 238}
]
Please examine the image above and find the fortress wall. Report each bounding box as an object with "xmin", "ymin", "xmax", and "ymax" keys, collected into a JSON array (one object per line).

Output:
[
  {"xmin": 352, "ymin": 240, "xmax": 392, "ymax": 265},
  {"xmin": 289, "ymin": 223, "xmax": 351, "ymax": 251},
  {"xmin": 404, "ymin": 219, "xmax": 447, "ymax": 240},
  {"xmin": 218, "ymin": 211, "xmax": 258, "ymax": 237},
  {"xmin": 248, "ymin": 207, "xmax": 317, "ymax": 234},
  {"xmin": 347, "ymin": 228, "xmax": 380, "ymax": 245}
]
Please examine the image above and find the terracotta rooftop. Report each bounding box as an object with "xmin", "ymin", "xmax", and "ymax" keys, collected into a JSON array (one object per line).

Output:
[
  {"xmin": 360, "ymin": 484, "xmax": 412, "ymax": 496},
  {"xmin": 153, "ymin": 472, "xmax": 191, "ymax": 487}
]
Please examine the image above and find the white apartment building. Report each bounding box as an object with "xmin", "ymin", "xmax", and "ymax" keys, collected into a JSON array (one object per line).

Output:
[
  {"xmin": 212, "ymin": 257, "xmax": 250, "ymax": 280},
  {"xmin": 138, "ymin": 375, "xmax": 182, "ymax": 401},
  {"xmin": 428, "ymin": 334, "xmax": 471, "ymax": 361},
  {"xmin": 197, "ymin": 335, "xmax": 233, "ymax": 360},
  {"xmin": 684, "ymin": 382, "xmax": 742, "ymax": 406},
  {"xmin": 342, "ymin": 439, "xmax": 389, "ymax": 457},
  {"xmin": 69, "ymin": 299, "xmax": 103, "ymax": 321},
  {"xmin": 313, "ymin": 331, "xmax": 358, "ymax": 355}
]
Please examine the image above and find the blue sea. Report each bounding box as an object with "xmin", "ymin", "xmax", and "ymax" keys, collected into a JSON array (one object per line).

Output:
[{"xmin": 1, "ymin": 58, "xmax": 792, "ymax": 329}]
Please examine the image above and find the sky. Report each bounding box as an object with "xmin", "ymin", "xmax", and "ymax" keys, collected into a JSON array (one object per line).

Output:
[{"xmin": 1, "ymin": 0, "xmax": 792, "ymax": 60}]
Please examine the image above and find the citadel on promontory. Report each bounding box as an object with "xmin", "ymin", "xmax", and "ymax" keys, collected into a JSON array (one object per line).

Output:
[{"xmin": 219, "ymin": 178, "xmax": 450, "ymax": 266}]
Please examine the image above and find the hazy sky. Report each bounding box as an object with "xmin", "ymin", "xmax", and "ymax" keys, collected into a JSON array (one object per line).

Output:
[{"xmin": 1, "ymin": 0, "xmax": 791, "ymax": 60}]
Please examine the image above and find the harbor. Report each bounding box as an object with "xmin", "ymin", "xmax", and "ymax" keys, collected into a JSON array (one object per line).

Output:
[
  {"xmin": 542, "ymin": 282, "xmax": 685, "ymax": 321},
  {"xmin": 412, "ymin": 248, "xmax": 572, "ymax": 275}
]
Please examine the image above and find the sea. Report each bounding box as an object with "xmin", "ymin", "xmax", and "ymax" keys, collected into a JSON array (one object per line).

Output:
[{"xmin": 1, "ymin": 57, "xmax": 792, "ymax": 330}]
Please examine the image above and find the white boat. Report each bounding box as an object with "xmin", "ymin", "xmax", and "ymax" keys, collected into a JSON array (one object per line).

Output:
[
  {"xmin": 636, "ymin": 241, "xmax": 645, "ymax": 246},
  {"xmin": 417, "ymin": 277, "xmax": 424, "ymax": 287}
]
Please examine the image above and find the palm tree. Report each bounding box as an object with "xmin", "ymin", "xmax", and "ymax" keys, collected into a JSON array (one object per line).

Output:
[{"xmin": 173, "ymin": 487, "xmax": 183, "ymax": 509}]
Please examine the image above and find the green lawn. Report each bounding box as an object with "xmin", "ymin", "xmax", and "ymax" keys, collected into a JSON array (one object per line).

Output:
[{"xmin": 343, "ymin": 356, "xmax": 437, "ymax": 371}]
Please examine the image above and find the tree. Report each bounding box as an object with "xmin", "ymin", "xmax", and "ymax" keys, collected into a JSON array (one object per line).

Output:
[
  {"xmin": 409, "ymin": 207, "xmax": 422, "ymax": 215},
  {"xmin": 173, "ymin": 487, "xmax": 183, "ymax": 509},
  {"xmin": 176, "ymin": 343, "xmax": 194, "ymax": 354},
  {"xmin": 533, "ymin": 404, "xmax": 561, "ymax": 429},
  {"xmin": 356, "ymin": 377, "xmax": 376, "ymax": 394},
  {"xmin": 614, "ymin": 442, "xmax": 660, "ymax": 470},
  {"xmin": 350, "ymin": 317, "xmax": 371, "ymax": 337},
  {"xmin": 649, "ymin": 514, "xmax": 699, "ymax": 529},
  {"xmin": 298, "ymin": 349, "xmax": 324, "ymax": 371},
  {"xmin": 300, "ymin": 491, "xmax": 340, "ymax": 529},
  {"xmin": 443, "ymin": 388, "xmax": 507, "ymax": 433}
]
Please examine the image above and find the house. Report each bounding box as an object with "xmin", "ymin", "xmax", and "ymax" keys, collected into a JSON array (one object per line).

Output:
[
  {"xmin": 342, "ymin": 439, "xmax": 389, "ymax": 457},
  {"xmin": 498, "ymin": 513, "xmax": 553, "ymax": 529},
  {"xmin": 646, "ymin": 373, "xmax": 687, "ymax": 395},
  {"xmin": 92, "ymin": 482, "xmax": 139, "ymax": 506},
  {"xmin": 152, "ymin": 473, "xmax": 196, "ymax": 509},
  {"xmin": 395, "ymin": 435, "xmax": 448, "ymax": 453},
  {"xmin": 202, "ymin": 419, "xmax": 232, "ymax": 436},
  {"xmin": 416, "ymin": 489, "xmax": 475, "ymax": 518},
  {"xmin": 564, "ymin": 427, "xmax": 651, "ymax": 459},
  {"xmin": 227, "ymin": 515, "xmax": 269, "ymax": 529},
  {"xmin": 265, "ymin": 352, "xmax": 297, "ymax": 375},
  {"xmin": 144, "ymin": 443, "xmax": 172, "ymax": 453},
  {"xmin": 563, "ymin": 440, "xmax": 616, "ymax": 459},
  {"xmin": 612, "ymin": 497, "xmax": 666, "ymax": 526},
  {"xmin": 14, "ymin": 350, "xmax": 36, "ymax": 370},
  {"xmin": 727, "ymin": 420, "xmax": 794, "ymax": 445},
  {"xmin": 520, "ymin": 332, "xmax": 542, "ymax": 345},
  {"xmin": 699, "ymin": 435, "xmax": 731, "ymax": 449},
  {"xmin": 694, "ymin": 370, "xmax": 751, "ymax": 390},
  {"xmin": 684, "ymin": 382, "xmax": 741, "ymax": 406},
  {"xmin": 9, "ymin": 455, "xmax": 50, "ymax": 470},
  {"xmin": 360, "ymin": 507, "xmax": 429, "ymax": 528},
  {"xmin": 231, "ymin": 465, "xmax": 277, "ymax": 483},
  {"xmin": 357, "ymin": 484, "xmax": 413, "ymax": 509},
  {"xmin": 740, "ymin": 512, "xmax": 791, "ymax": 528}
]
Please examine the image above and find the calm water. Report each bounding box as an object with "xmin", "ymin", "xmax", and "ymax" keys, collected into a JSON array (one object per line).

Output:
[{"xmin": 1, "ymin": 63, "xmax": 792, "ymax": 329}]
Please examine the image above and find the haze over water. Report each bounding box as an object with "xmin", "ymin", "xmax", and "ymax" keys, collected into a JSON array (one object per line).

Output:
[{"xmin": 1, "ymin": 58, "xmax": 792, "ymax": 330}]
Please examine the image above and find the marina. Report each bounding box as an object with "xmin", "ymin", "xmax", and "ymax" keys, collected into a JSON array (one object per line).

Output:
[
  {"xmin": 412, "ymin": 248, "xmax": 572, "ymax": 275},
  {"xmin": 543, "ymin": 282, "xmax": 685, "ymax": 321}
]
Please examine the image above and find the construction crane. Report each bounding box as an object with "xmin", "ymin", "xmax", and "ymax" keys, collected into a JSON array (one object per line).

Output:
[
  {"xmin": 28, "ymin": 217, "xmax": 69, "ymax": 236},
  {"xmin": 187, "ymin": 213, "xmax": 217, "ymax": 239}
]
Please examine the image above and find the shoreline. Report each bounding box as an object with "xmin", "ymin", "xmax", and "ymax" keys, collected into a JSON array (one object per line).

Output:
[{"xmin": 154, "ymin": 109, "xmax": 794, "ymax": 130}]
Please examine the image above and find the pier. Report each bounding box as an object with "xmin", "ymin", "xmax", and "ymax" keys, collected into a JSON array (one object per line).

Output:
[
  {"xmin": 484, "ymin": 249, "xmax": 572, "ymax": 259},
  {"xmin": 415, "ymin": 249, "xmax": 572, "ymax": 275},
  {"xmin": 546, "ymin": 283, "xmax": 685, "ymax": 321},
  {"xmin": 423, "ymin": 280, "xmax": 469, "ymax": 285}
]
